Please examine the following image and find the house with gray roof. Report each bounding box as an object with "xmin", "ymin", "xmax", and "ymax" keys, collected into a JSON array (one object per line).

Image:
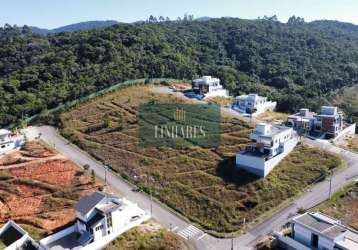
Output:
[
  {"xmin": 286, "ymin": 212, "xmax": 358, "ymax": 250},
  {"xmin": 40, "ymin": 191, "xmax": 150, "ymax": 250}
]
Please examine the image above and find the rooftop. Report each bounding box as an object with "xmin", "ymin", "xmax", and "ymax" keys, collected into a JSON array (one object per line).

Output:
[
  {"xmin": 0, "ymin": 129, "xmax": 11, "ymax": 136},
  {"xmin": 235, "ymin": 93, "xmax": 266, "ymax": 101},
  {"xmin": 292, "ymin": 212, "xmax": 352, "ymax": 240},
  {"xmin": 96, "ymin": 200, "xmax": 123, "ymax": 214},
  {"xmin": 252, "ymin": 123, "xmax": 291, "ymax": 138},
  {"xmin": 74, "ymin": 191, "xmax": 117, "ymax": 215},
  {"xmin": 192, "ymin": 76, "xmax": 220, "ymax": 84}
]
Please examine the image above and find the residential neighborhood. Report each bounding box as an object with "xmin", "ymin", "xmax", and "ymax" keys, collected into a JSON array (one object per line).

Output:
[{"xmin": 2, "ymin": 2, "xmax": 358, "ymax": 250}]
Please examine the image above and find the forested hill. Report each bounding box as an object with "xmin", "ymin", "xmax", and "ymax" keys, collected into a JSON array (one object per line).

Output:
[{"xmin": 1, "ymin": 18, "xmax": 358, "ymax": 127}]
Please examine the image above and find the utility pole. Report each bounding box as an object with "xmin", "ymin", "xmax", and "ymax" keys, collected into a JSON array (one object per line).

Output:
[
  {"xmin": 104, "ymin": 165, "xmax": 108, "ymax": 186},
  {"xmin": 150, "ymin": 187, "xmax": 153, "ymax": 216},
  {"xmin": 231, "ymin": 238, "xmax": 234, "ymax": 250},
  {"xmin": 329, "ymin": 171, "xmax": 333, "ymax": 199}
]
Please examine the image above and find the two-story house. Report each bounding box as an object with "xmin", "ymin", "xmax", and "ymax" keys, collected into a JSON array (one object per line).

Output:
[
  {"xmin": 313, "ymin": 106, "xmax": 344, "ymax": 138},
  {"xmin": 41, "ymin": 191, "xmax": 150, "ymax": 250},
  {"xmin": 231, "ymin": 94, "xmax": 277, "ymax": 115},
  {"xmin": 191, "ymin": 76, "xmax": 229, "ymax": 98},
  {"xmin": 236, "ymin": 123, "xmax": 298, "ymax": 177},
  {"xmin": 74, "ymin": 191, "xmax": 147, "ymax": 244}
]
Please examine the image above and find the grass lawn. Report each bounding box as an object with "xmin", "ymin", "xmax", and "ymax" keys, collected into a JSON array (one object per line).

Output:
[
  {"xmin": 20, "ymin": 224, "xmax": 47, "ymax": 241},
  {"xmin": 0, "ymin": 240, "xmax": 6, "ymax": 250},
  {"xmin": 104, "ymin": 221, "xmax": 189, "ymax": 250},
  {"xmin": 60, "ymin": 85, "xmax": 343, "ymax": 233},
  {"xmin": 206, "ymin": 96, "xmax": 234, "ymax": 106},
  {"xmin": 315, "ymin": 182, "xmax": 358, "ymax": 230}
]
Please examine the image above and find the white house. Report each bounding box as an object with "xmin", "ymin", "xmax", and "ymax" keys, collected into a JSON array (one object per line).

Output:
[
  {"xmin": 0, "ymin": 220, "xmax": 43, "ymax": 250},
  {"xmin": 236, "ymin": 123, "xmax": 298, "ymax": 177},
  {"xmin": 0, "ymin": 129, "xmax": 25, "ymax": 155},
  {"xmin": 191, "ymin": 76, "xmax": 229, "ymax": 98},
  {"xmin": 231, "ymin": 94, "xmax": 277, "ymax": 115},
  {"xmin": 40, "ymin": 191, "xmax": 150, "ymax": 250},
  {"xmin": 284, "ymin": 212, "xmax": 358, "ymax": 250}
]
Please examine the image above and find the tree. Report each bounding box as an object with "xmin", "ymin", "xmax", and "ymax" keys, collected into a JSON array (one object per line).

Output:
[
  {"xmin": 288, "ymin": 16, "xmax": 305, "ymax": 25},
  {"xmin": 91, "ymin": 169, "xmax": 96, "ymax": 184},
  {"xmin": 148, "ymin": 15, "xmax": 158, "ymax": 23},
  {"xmin": 159, "ymin": 16, "xmax": 165, "ymax": 22}
]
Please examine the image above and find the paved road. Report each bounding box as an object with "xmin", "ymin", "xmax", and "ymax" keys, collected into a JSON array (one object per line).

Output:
[{"xmin": 23, "ymin": 124, "xmax": 358, "ymax": 250}]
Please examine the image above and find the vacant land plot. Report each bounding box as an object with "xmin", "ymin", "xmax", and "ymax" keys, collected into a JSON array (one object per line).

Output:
[
  {"xmin": 0, "ymin": 141, "xmax": 101, "ymax": 237},
  {"xmin": 316, "ymin": 182, "xmax": 358, "ymax": 230},
  {"xmin": 60, "ymin": 85, "xmax": 342, "ymax": 233},
  {"xmin": 105, "ymin": 221, "xmax": 189, "ymax": 250},
  {"xmin": 256, "ymin": 112, "xmax": 289, "ymax": 125},
  {"xmin": 335, "ymin": 135, "xmax": 358, "ymax": 153}
]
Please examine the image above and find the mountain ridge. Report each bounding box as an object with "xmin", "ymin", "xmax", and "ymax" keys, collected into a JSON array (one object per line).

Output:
[{"xmin": 29, "ymin": 20, "xmax": 120, "ymax": 35}]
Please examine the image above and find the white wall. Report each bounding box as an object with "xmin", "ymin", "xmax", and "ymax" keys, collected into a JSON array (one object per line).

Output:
[
  {"xmin": 236, "ymin": 136, "xmax": 298, "ymax": 177},
  {"xmin": 318, "ymin": 235, "xmax": 335, "ymax": 250},
  {"xmin": 334, "ymin": 123, "xmax": 356, "ymax": 142},
  {"xmin": 293, "ymin": 224, "xmax": 313, "ymax": 247},
  {"xmin": 263, "ymin": 137, "xmax": 298, "ymax": 176},
  {"xmin": 204, "ymin": 89, "xmax": 229, "ymax": 98},
  {"xmin": 236, "ymin": 154, "xmax": 266, "ymax": 176},
  {"xmin": 274, "ymin": 231, "xmax": 311, "ymax": 250},
  {"xmin": 0, "ymin": 141, "xmax": 15, "ymax": 154}
]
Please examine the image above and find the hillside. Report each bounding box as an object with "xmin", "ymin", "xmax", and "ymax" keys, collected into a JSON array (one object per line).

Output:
[
  {"xmin": 1, "ymin": 18, "xmax": 358, "ymax": 127},
  {"xmin": 60, "ymin": 84, "xmax": 342, "ymax": 233}
]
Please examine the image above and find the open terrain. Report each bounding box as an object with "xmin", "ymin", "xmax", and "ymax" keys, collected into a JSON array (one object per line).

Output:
[
  {"xmin": 105, "ymin": 220, "xmax": 190, "ymax": 250},
  {"xmin": 335, "ymin": 135, "xmax": 358, "ymax": 153},
  {"xmin": 316, "ymin": 182, "xmax": 358, "ymax": 230},
  {"xmin": 256, "ymin": 112, "xmax": 289, "ymax": 125},
  {"xmin": 60, "ymin": 84, "xmax": 343, "ymax": 234},
  {"xmin": 0, "ymin": 141, "xmax": 102, "ymax": 238}
]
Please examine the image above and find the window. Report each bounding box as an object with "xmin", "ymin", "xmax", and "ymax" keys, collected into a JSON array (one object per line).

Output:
[
  {"xmin": 106, "ymin": 213, "xmax": 113, "ymax": 228},
  {"xmin": 95, "ymin": 225, "xmax": 104, "ymax": 231}
]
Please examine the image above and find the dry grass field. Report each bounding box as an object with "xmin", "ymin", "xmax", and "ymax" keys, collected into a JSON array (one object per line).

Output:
[
  {"xmin": 60, "ymin": 85, "xmax": 342, "ymax": 233},
  {"xmin": 105, "ymin": 220, "xmax": 190, "ymax": 250}
]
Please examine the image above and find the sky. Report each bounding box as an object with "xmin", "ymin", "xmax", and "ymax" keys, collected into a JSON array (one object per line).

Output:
[{"xmin": 1, "ymin": 0, "xmax": 358, "ymax": 29}]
